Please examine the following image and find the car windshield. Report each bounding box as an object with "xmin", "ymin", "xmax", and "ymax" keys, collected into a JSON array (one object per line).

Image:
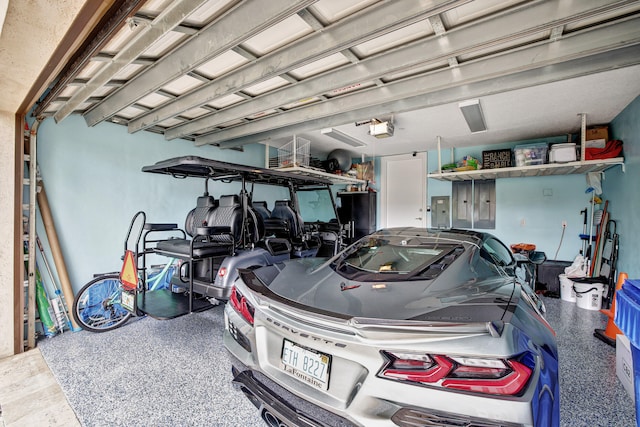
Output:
[
  {"xmin": 296, "ymin": 187, "xmax": 338, "ymax": 223},
  {"xmin": 334, "ymin": 235, "xmax": 464, "ymax": 281}
]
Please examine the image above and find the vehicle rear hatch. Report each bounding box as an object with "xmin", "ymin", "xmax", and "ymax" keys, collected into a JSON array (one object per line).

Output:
[{"xmin": 242, "ymin": 257, "xmax": 516, "ymax": 324}]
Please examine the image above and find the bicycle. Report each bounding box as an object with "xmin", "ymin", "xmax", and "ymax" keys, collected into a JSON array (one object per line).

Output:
[{"xmin": 72, "ymin": 212, "xmax": 180, "ymax": 332}]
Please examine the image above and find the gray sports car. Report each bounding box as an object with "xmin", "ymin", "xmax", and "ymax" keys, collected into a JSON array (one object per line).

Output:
[{"xmin": 224, "ymin": 228, "xmax": 559, "ymax": 427}]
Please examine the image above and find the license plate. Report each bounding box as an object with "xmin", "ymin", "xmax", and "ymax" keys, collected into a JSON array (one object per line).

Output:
[
  {"xmin": 281, "ymin": 339, "xmax": 331, "ymax": 390},
  {"xmin": 121, "ymin": 289, "xmax": 135, "ymax": 313}
]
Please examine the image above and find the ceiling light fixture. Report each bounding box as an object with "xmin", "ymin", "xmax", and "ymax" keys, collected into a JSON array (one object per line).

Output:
[
  {"xmin": 321, "ymin": 128, "xmax": 367, "ymax": 147},
  {"xmin": 459, "ymin": 99, "xmax": 487, "ymax": 133}
]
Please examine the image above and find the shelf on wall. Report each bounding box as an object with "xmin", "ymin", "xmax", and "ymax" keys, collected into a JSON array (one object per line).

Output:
[
  {"xmin": 265, "ymin": 137, "xmax": 365, "ymax": 186},
  {"xmin": 427, "ymin": 157, "xmax": 624, "ymax": 181},
  {"xmin": 274, "ymin": 165, "xmax": 365, "ymax": 185}
]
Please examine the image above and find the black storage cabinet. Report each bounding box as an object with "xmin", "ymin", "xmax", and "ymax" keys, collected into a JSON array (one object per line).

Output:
[
  {"xmin": 337, "ymin": 191, "xmax": 377, "ymax": 244},
  {"xmin": 536, "ymin": 260, "xmax": 572, "ymax": 295}
]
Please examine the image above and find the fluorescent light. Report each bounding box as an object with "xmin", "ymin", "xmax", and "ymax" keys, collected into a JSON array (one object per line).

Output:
[
  {"xmin": 321, "ymin": 128, "xmax": 367, "ymax": 147},
  {"xmin": 459, "ymin": 99, "xmax": 487, "ymax": 133}
]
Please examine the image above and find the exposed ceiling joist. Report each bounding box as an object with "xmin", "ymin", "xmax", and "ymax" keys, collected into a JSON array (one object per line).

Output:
[
  {"xmin": 31, "ymin": 0, "xmax": 640, "ymax": 158},
  {"xmin": 128, "ymin": 14, "xmax": 200, "ymax": 35},
  {"xmin": 33, "ymin": 0, "xmax": 146, "ymax": 117},
  {"xmin": 82, "ymin": 0, "xmax": 317, "ymax": 127},
  {"xmin": 127, "ymin": 0, "xmax": 471, "ymax": 134},
  {"xmin": 194, "ymin": 19, "xmax": 640, "ymax": 147},
  {"xmin": 166, "ymin": 0, "xmax": 630, "ymax": 141},
  {"xmin": 210, "ymin": 45, "xmax": 640, "ymax": 149},
  {"xmin": 53, "ymin": 0, "xmax": 212, "ymax": 122}
]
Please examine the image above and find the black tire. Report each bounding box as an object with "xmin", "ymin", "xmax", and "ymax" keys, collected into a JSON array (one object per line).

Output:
[{"xmin": 73, "ymin": 274, "xmax": 132, "ymax": 332}]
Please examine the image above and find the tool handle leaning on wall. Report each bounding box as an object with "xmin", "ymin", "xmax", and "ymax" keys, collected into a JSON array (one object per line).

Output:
[
  {"xmin": 36, "ymin": 236, "xmax": 72, "ymax": 332},
  {"xmin": 36, "ymin": 182, "xmax": 80, "ymax": 331}
]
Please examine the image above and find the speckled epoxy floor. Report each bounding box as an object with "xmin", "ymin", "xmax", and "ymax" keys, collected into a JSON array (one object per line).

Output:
[
  {"xmin": 38, "ymin": 304, "xmax": 264, "ymax": 427},
  {"xmin": 35, "ymin": 297, "xmax": 637, "ymax": 426},
  {"xmin": 542, "ymin": 296, "xmax": 636, "ymax": 426}
]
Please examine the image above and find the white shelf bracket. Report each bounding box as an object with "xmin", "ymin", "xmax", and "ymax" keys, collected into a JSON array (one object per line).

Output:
[{"xmin": 437, "ymin": 136, "xmax": 442, "ymax": 174}]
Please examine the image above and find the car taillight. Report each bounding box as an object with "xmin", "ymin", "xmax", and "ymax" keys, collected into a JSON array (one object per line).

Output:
[
  {"xmin": 218, "ymin": 267, "xmax": 227, "ymax": 277},
  {"xmin": 230, "ymin": 286, "xmax": 254, "ymax": 325},
  {"xmin": 379, "ymin": 351, "xmax": 533, "ymax": 396},
  {"xmin": 382, "ymin": 354, "xmax": 453, "ymax": 383}
]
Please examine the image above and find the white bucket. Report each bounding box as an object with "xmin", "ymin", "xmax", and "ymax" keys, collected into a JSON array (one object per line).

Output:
[
  {"xmin": 559, "ymin": 274, "xmax": 576, "ymax": 303},
  {"xmin": 573, "ymin": 281, "xmax": 604, "ymax": 311}
]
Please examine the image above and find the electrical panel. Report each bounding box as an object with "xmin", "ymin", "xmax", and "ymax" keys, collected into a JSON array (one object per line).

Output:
[{"xmin": 431, "ymin": 196, "xmax": 450, "ymax": 229}]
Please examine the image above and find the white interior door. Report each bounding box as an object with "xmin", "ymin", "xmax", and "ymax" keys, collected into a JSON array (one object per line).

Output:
[{"xmin": 380, "ymin": 153, "xmax": 427, "ymax": 228}]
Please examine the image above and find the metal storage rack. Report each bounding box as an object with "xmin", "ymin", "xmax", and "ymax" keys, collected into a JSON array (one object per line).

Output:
[
  {"xmin": 273, "ymin": 165, "xmax": 365, "ymax": 185},
  {"xmin": 264, "ymin": 138, "xmax": 365, "ymax": 186},
  {"xmin": 428, "ymin": 114, "xmax": 624, "ymax": 181},
  {"xmin": 428, "ymin": 157, "xmax": 625, "ymax": 181}
]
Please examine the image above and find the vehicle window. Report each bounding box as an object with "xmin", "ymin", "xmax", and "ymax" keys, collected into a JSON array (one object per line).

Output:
[
  {"xmin": 297, "ymin": 188, "xmax": 337, "ymax": 223},
  {"xmin": 251, "ymin": 184, "xmax": 289, "ymax": 207},
  {"xmin": 336, "ymin": 235, "xmax": 462, "ymax": 281},
  {"xmin": 482, "ymin": 238, "xmax": 514, "ymax": 267}
]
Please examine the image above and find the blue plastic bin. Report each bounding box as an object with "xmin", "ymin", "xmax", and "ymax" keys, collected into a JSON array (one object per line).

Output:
[{"xmin": 614, "ymin": 279, "xmax": 640, "ymax": 426}]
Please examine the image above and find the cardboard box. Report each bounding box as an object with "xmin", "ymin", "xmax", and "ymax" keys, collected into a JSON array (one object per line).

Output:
[
  {"xmin": 617, "ymin": 334, "xmax": 635, "ymax": 401},
  {"xmin": 586, "ymin": 125, "xmax": 609, "ymax": 142}
]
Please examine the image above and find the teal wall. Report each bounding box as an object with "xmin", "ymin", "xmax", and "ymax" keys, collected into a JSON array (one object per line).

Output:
[
  {"xmin": 35, "ymin": 94, "xmax": 639, "ymax": 294},
  {"xmin": 427, "ymin": 138, "xmax": 597, "ymax": 262},
  {"xmin": 606, "ymin": 95, "xmax": 640, "ymax": 278},
  {"xmin": 36, "ymin": 116, "xmax": 269, "ymax": 293}
]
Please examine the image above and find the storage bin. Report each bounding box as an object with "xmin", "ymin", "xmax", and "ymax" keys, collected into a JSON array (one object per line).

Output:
[
  {"xmin": 573, "ymin": 280, "xmax": 604, "ymax": 310},
  {"xmin": 617, "ymin": 334, "xmax": 635, "ymax": 401},
  {"xmin": 549, "ymin": 143, "xmax": 577, "ymax": 163},
  {"xmin": 514, "ymin": 143, "xmax": 548, "ymax": 166},
  {"xmin": 614, "ymin": 279, "xmax": 640, "ymax": 426},
  {"xmin": 537, "ymin": 260, "xmax": 572, "ymax": 295},
  {"xmin": 278, "ymin": 137, "xmax": 310, "ymax": 168},
  {"xmin": 559, "ymin": 274, "xmax": 576, "ymax": 303}
]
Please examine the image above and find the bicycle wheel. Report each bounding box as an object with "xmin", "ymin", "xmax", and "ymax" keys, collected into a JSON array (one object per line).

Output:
[{"xmin": 73, "ymin": 274, "xmax": 132, "ymax": 332}]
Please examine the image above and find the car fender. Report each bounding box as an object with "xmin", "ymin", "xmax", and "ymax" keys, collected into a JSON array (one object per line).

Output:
[{"xmin": 215, "ymin": 248, "xmax": 290, "ymax": 295}]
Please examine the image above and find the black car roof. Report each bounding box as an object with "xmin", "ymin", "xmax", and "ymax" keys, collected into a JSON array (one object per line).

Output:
[{"xmin": 142, "ymin": 155, "xmax": 333, "ymax": 187}]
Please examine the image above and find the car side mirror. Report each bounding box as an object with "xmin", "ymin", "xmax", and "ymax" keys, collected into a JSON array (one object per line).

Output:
[{"xmin": 529, "ymin": 251, "xmax": 547, "ymax": 265}]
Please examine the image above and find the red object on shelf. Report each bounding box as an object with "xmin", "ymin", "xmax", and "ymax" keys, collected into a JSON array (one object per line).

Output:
[{"xmin": 585, "ymin": 140, "xmax": 623, "ymax": 160}]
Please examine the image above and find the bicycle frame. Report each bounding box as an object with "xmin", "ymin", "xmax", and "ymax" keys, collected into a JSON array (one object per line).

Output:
[{"xmin": 72, "ymin": 257, "xmax": 178, "ymax": 332}]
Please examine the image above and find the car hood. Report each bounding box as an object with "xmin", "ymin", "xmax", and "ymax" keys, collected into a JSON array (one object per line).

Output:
[{"xmin": 247, "ymin": 258, "xmax": 516, "ymax": 323}]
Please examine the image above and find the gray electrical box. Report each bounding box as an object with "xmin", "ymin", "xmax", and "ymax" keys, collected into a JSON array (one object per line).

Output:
[
  {"xmin": 431, "ymin": 196, "xmax": 450, "ymax": 229},
  {"xmin": 452, "ymin": 181, "xmax": 472, "ymax": 228},
  {"xmin": 451, "ymin": 180, "xmax": 496, "ymax": 229},
  {"xmin": 473, "ymin": 179, "xmax": 496, "ymax": 229}
]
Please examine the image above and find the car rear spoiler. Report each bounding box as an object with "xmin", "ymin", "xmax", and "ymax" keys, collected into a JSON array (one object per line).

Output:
[
  {"xmin": 348, "ymin": 317, "xmax": 505, "ymax": 338},
  {"xmin": 239, "ymin": 268, "xmax": 507, "ymax": 338}
]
